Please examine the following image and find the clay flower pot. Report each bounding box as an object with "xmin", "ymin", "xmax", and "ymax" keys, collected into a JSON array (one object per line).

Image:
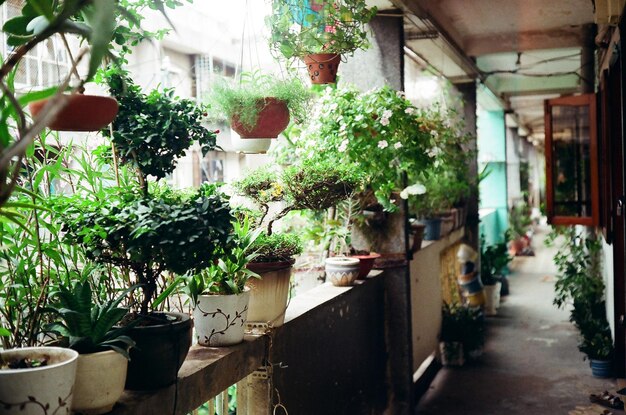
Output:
[
  {"xmin": 230, "ymin": 97, "xmax": 290, "ymax": 139},
  {"xmin": 349, "ymin": 252, "xmax": 381, "ymax": 279},
  {"xmin": 303, "ymin": 53, "xmax": 341, "ymax": 84},
  {"xmin": 29, "ymin": 94, "xmax": 118, "ymax": 131}
]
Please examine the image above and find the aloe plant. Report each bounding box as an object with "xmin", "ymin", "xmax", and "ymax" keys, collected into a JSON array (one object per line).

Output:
[{"xmin": 45, "ymin": 281, "xmax": 136, "ymax": 358}]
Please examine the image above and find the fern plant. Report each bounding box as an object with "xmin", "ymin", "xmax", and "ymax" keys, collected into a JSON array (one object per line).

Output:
[{"xmin": 44, "ymin": 282, "xmax": 136, "ymax": 358}]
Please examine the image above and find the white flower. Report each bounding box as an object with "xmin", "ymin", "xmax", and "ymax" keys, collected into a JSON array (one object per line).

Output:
[
  {"xmin": 430, "ymin": 130, "xmax": 439, "ymax": 138},
  {"xmin": 338, "ymin": 139, "xmax": 349, "ymax": 152},
  {"xmin": 377, "ymin": 140, "xmax": 389, "ymax": 149},
  {"xmin": 380, "ymin": 117, "xmax": 390, "ymax": 126},
  {"xmin": 329, "ymin": 102, "xmax": 338, "ymax": 111},
  {"xmin": 405, "ymin": 107, "xmax": 416, "ymax": 115},
  {"xmin": 394, "ymin": 142, "xmax": 403, "ymax": 149},
  {"xmin": 382, "ymin": 109, "xmax": 393, "ymax": 119},
  {"xmin": 400, "ymin": 183, "xmax": 427, "ymax": 199},
  {"xmin": 354, "ymin": 114, "xmax": 364, "ymax": 122},
  {"xmin": 396, "ymin": 90, "xmax": 406, "ymax": 98},
  {"xmin": 427, "ymin": 146, "xmax": 442, "ymax": 158},
  {"xmin": 339, "ymin": 123, "xmax": 347, "ymax": 131}
]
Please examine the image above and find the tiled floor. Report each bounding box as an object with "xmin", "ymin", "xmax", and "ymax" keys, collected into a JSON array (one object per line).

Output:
[{"xmin": 415, "ymin": 226, "xmax": 623, "ymax": 415}]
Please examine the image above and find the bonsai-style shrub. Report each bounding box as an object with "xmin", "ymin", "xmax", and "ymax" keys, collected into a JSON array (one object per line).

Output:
[
  {"xmin": 267, "ymin": 0, "xmax": 377, "ymax": 59},
  {"xmin": 210, "ymin": 72, "xmax": 311, "ymax": 135},
  {"xmin": 104, "ymin": 68, "xmax": 218, "ymax": 184},
  {"xmin": 58, "ymin": 184, "xmax": 234, "ymax": 315}
]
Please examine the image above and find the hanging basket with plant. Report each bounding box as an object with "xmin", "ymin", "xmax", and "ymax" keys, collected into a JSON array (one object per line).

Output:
[{"xmin": 267, "ymin": 0, "xmax": 377, "ymax": 84}]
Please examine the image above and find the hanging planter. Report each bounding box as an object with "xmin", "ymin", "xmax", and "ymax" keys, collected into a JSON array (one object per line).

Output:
[
  {"xmin": 230, "ymin": 97, "xmax": 290, "ymax": 138},
  {"xmin": 303, "ymin": 53, "xmax": 341, "ymax": 84},
  {"xmin": 230, "ymin": 130, "xmax": 273, "ymax": 154},
  {"xmin": 29, "ymin": 94, "xmax": 118, "ymax": 131}
]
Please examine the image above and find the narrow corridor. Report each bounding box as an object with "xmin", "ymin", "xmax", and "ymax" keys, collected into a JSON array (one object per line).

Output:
[{"xmin": 416, "ymin": 227, "xmax": 622, "ymax": 415}]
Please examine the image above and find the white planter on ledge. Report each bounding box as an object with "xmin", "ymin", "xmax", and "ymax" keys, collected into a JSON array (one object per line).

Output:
[
  {"xmin": 194, "ymin": 287, "xmax": 251, "ymax": 346},
  {"xmin": 72, "ymin": 350, "xmax": 128, "ymax": 414},
  {"xmin": 325, "ymin": 257, "xmax": 360, "ymax": 286},
  {"xmin": 0, "ymin": 347, "xmax": 78, "ymax": 415}
]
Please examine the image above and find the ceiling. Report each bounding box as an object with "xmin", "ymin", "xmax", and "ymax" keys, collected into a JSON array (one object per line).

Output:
[{"xmin": 388, "ymin": 0, "xmax": 598, "ymax": 140}]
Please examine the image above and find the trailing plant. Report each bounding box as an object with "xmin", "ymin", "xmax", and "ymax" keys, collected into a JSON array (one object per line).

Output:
[
  {"xmin": 210, "ymin": 71, "xmax": 312, "ymax": 130},
  {"xmin": 547, "ymin": 226, "xmax": 613, "ymax": 361},
  {"xmin": 186, "ymin": 218, "xmax": 262, "ymax": 302},
  {"xmin": 103, "ymin": 67, "xmax": 217, "ymax": 186},
  {"xmin": 248, "ymin": 232, "xmax": 303, "ymax": 263},
  {"xmin": 44, "ymin": 281, "xmax": 136, "ymax": 358},
  {"xmin": 57, "ymin": 184, "xmax": 235, "ymax": 315},
  {"xmin": 295, "ymin": 85, "xmax": 440, "ymax": 211},
  {"xmin": 267, "ymin": 0, "xmax": 377, "ymax": 59}
]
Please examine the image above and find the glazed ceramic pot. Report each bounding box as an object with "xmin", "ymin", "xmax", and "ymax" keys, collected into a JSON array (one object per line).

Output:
[
  {"xmin": 246, "ymin": 261, "xmax": 294, "ymax": 328},
  {"xmin": 421, "ymin": 217, "xmax": 442, "ymax": 241},
  {"xmin": 194, "ymin": 288, "xmax": 251, "ymax": 346},
  {"xmin": 72, "ymin": 350, "xmax": 127, "ymax": 414},
  {"xmin": 590, "ymin": 359, "xmax": 612, "ymax": 378},
  {"xmin": 0, "ymin": 347, "xmax": 79, "ymax": 415},
  {"xmin": 483, "ymin": 282, "xmax": 502, "ymax": 316},
  {"xmin": 325, "ymin": 257, "xmax": 360, "ymax": 286},
  {"xmin": 230, "ymin": 129, "xmax": 272, "ymax": 153}
]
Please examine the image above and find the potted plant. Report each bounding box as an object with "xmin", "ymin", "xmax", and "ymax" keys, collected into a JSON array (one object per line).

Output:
[
  {"xmin": 508, "ymin": 202, "xmax": 532, "ymax": 256},
  {"xmin": 0, "ymin": 347, "xmax": 79, "ymax": 415},
  {"xmin": 440, "ymin": 303, "xmax": 485, "ymax": 366},
  {"xmin": 267, "ymin": 0, "xmax": 377, "ymax": 84},
  {"xmin": 210, "ymin": 72, "xmax": 311, "ymax": 153},
  {"xmin": 245, "ymin": 232, "xmax": 303, "ymax": 328},
  {"xmin": 324, "ymin": 256, "xmax": 360, "ymax": 286},
  {"xmin": 186, "ymin": 218, "xmax": 262, "ymax": 346},
  {"xmin": 44, "ymin": 281, "xmax": 136, "ymax": 414},
  {"xmin": 59, "ymin": 184, "xmax": 234, "ymax": 389},
  {"xmin": 480, "ymin": 237, "xmax": 505, "ymax": 316}
]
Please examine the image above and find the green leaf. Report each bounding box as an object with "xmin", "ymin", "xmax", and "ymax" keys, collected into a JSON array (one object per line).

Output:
[
  {"xmin": 84, "ymin": 0, "xmax": 116, "ymax": 80},
  {"xmin": 152, "ymin": 276, "xmax": 183, "ymax": 308},
  {"xmin": 3, "ymin": 16, "xmax": 33, "ymax": 36},
  {"xmin": 18, "ymin": 87, "xmax": 58, "ymax": 107},
  {"xmin": 27, "ymin": 0, "xmax": 54, "ymax": 19},
  {"xmin": 0, "ymin": 327, "xmax": 10, "ymax": 337}
]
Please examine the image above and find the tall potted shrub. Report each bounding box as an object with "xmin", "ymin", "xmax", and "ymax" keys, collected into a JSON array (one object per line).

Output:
[{"xmin": 267, "ymin": 0, "xmax": 377, "ymax": 84}]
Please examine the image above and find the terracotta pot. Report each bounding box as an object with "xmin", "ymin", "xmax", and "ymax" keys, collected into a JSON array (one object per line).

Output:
[
  {"xmin": 439, "ymin": 214, "xmax": 454, "ymax": 236},
  {"xmin": 29, "ymin": 94, "xmax": 118, "ymax": 131},
  {"xmin": 509, "ymin": 238, "xmax": 525, "ymax": 256},
  {"xmin": 72, "ymin": 350, "xmax": 127, "ymax": 415},
  {"xmin": 246, "ymin": 261, "xmax": 294, "ymax": 327},
  {"xmin": 350, "ymin": 252, "xmax": 381, "ymax": 279},
  {"xmin": 230, "ymin": 97, "xmax": 290, "ymax": 138},
  {"xmin": 0, "ymin": 347, "xmax": 78, "ymax": 415},
  {"xmin": 194, "ymin": 288, "xmax": 251, "ymax": 347},
  {"xmin": 303, "ymin": 53, "xmax": 341, "ymax": 84},
  {"xmin": 125, "ymin": 312, "xmax": 192, "ymax": 390},
  {"xmin": 325, "ymin": 256, "xmax": 360, "ymax": 286}
]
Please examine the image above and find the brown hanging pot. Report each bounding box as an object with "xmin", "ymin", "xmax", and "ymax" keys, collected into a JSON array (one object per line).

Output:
[
  {"xmin": 29, "ymin": 94, "xmax": 119, "ymax": 132},
  {"xmin": 230, "ymin": 97, "xmax": 290, "ymax": 139},
  {"xmin": 303, "ymin": 53, "xmax": 341, "ymax": 84}
]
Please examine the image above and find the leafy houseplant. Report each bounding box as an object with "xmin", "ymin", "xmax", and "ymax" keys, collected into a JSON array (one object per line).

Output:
[
  {"xmin": 267, "ymin": 0, "xmax": 377, "ymax": 83},
  {"xmin": 440, "ymin": 303, "xmax": 485, "ymax": 365},
  {"xmin": 104, "ymin": 68, "xmax": 218, "ymax": 186},
  {"xmin": 187, "ymin": 218, "xmax": 262, "ymax": 346},
  {"xmin": 548, "ymin": 226, "xmax": 614, "ymax": 376},
  {"xmin": 44, "ymin": 281, "xmax": 135, "ymax": 414},
  {"xmin": 509, "ymin": 201, "xmax": 532, "ymax": 255},
  {"xmin": 210, "ymin": 72, "xmax": 311, "ymax": 143}
]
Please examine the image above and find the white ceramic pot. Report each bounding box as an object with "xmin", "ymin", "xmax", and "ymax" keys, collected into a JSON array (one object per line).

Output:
[
  {"xmin": 246, "ymin": 262, "xmax": 293, "ymax": 327},
  {"xmin": 0, "ymin": 347, "xmax": 78, "ymax": 415},
  {"xmin": 325, "ymin": 257, "xmax": 360, "ymax": 287},
  {"xmin": 483, "ymin": 283, "xmax": 502, "ymax": 316},
  {"xmin": 194, "ymin": 287, "xmax": 251, "ymax": 346},
  {"xmin": 72, "ymin": 350, "xmax": 128, "ymax": 414},
  {"xmin": 230, "ymin": 130, "xmax": 272, "ymax": 154}
]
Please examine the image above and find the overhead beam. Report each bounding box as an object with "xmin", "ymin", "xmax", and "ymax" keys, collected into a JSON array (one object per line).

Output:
[{"xmin": 466, "ymin": 27, "xmax": 584, "ymax": 56}]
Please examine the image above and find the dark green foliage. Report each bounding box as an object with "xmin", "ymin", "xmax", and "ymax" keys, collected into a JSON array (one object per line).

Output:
[
  {"xmin": 56, "ymin": 184, "xmax": 234, "ymax": 314},
  {"xmin": 480, "ymin": 234, "xmax": 511, "ymax": 286},
  {"xmin": 248, "ymin": 232, "xmax": 303, "ymax": 263},
  {"xmin": 441, "ymin": 303, "xmax": 484, "ymax": 354},
  {"xmin": 44, "ymin": 281, "xmax": 135, "ymax": 358},
  {"xmin": 509, "ymin": 202, "xmax": 532, "ymax": 239},
  {"xmin": 282, "ymin": 160, "xmax": 362, "ymax": 210},
  {"xmin": 547, "ymin": 226, "xmax": 613, "ymax": 360},
  {"xmin": 104, "ymin": 68, "xmax": 217, "ymax": 180}
]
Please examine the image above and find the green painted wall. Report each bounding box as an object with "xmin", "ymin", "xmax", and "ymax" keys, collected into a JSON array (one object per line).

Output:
[{"xmin": 477, "ymin": 109, "xmax": 508, "ymax": 243}]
